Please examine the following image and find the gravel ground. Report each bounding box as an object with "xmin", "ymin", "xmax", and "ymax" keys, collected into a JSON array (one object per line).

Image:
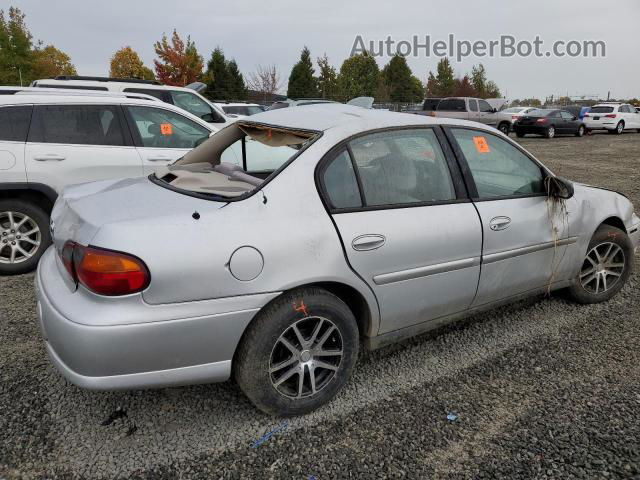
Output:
[{"xmin": 1, "ymin": 131, "xmax": 639, "ymax": 480}]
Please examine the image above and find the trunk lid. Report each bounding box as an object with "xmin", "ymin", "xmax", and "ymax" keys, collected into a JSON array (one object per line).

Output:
[{"xmin": 50, "ymin": 176, "xmax": 226, "ymax": 251}]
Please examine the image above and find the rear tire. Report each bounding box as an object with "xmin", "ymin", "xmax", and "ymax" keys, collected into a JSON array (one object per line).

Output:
[
  {"xmin": 515, "ymin": 130, "xmax": 525, "ymax": 138},
  {"xmin": 544, "ymin": 126, "xmax": 555, "ymax": 138},
  {"xmin": 565, "ymin": 225, "xmax": 633, "ymax": 304},
  {"xmin": 609, "ymin": 121, "xmax": 624, "ymax": 134},
  {"xmin": 575, "ymin": 125, "xmax": 585, "ymax": 137},
  {"xmin": 0, "ymin": 199, "xmax": 51, "ymax": 275},
  {"xmin": 234, "ymin": 287, "xmax": 359, "ymax": 416}
]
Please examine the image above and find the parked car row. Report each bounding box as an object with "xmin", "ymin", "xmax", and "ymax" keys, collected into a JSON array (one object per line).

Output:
[{"xmin": 412, "ymin": 97, "xmax": 640, "ymax": 138}]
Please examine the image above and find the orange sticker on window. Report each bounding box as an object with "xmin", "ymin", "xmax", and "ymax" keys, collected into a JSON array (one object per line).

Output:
[
  {"xmin": 160, "ymin": 123, "xmax": 173, "ymax": 135},
  {"xmin": 473, "ymin": 136, "xmax": 490, "ymax": 153}
]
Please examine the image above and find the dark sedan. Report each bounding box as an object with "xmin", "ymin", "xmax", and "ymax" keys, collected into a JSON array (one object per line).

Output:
[{"xmin": 514, "ymin": 109, "xmax": 586, "ymax": 138}]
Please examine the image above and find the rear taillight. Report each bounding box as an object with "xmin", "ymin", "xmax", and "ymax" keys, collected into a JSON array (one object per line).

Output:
[
  {"xmin": 584, "ymin": 113, "xmax": 590, "ymax": 117},
  {"xmin": 605, "ymin": 114, "xmax": 617, "ymax": 118},
  {"xmin": 429, "ymin": 111, "xmax": 436, "ymax": 117},
  {"xmin": 511, "ymin": 115, "xmax": 518, "ymax": 120},
  {"xmin": 536, "ymin": 118, "xmax": 547, "ymax": 123},
  {"xmin": 58, "ymin": 242, "xmax": 150, "ymax": 296}
]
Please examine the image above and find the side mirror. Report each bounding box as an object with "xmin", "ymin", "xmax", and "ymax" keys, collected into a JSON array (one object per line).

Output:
[
  {"xmin": 572, "ymin": 116, "xmax": 577, "ymax": 121},
  {"xmin": 201, "ymin": 112, "xmax": 226, "ymax": 124},
  {"xmin": 491, "ymin": 108, "xmax": 497, "ymax": 113},
  {"xmin": 546, "ymin": 176, "xmax": 574, "ymax": 199}
]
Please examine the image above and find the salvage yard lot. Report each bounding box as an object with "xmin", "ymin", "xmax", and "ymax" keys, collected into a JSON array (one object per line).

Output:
[{"xmin": 1, "ymin": 132, "xmax": 639, "ymax": 480}]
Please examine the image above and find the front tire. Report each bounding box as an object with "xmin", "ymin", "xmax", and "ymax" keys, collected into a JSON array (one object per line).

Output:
[
  {"xmin": 498, "ymin": 122, "xmax": 510, "ymax": 135},
  {"xmin": 234, "ymin": 288, "xmax": 359, "ymax": 416},
  {"xmin": 0, "ymin": 199, "xmax": 51, "ymax": 275},
  {"xmin": 565, "ymin": 225, "xmax": 633, "ymax": 304}
]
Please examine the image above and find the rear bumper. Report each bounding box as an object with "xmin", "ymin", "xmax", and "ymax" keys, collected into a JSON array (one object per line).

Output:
[
  {"xmin": 584, "ymin": 121, "xmax": 616, "ymax": 130},
  {"xmin": 35, "ymin": 247, "xmax": 279, "ymax": 390}
]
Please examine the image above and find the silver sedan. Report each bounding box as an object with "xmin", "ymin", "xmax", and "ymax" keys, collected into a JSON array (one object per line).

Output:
[{"xmin": 36, "ymin": 105, "xmax": 640, "ymax": 416}]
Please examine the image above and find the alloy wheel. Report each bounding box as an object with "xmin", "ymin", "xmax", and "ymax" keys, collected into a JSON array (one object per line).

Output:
[
  {"xmin": 547, "ymin": 126, "xmax": 555, "ymax": 138},
  {"xmin": 617, "ymin": 122, "xmax": 624, "ymax": 134},
  {"xmin": 0, "ymin": 211, "xmax": 41, "ymax": 264},
  {"xmin": 579, "ymin": 242, "xmax": 625, "ymax": 294},
  {"xmin": 269, "ymin": 316, "xmax": 343, "ymax": 399}
]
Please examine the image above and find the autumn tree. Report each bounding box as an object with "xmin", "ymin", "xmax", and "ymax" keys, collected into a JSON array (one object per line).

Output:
[
  {"xmin": 153, "ymin": 30, "xmax": 203, "ymax": 86},
  {"xmin": 0, "ymin": 7, "xmax": 33, "ymax": 85},
  {"xmin": 109, "ymin": 46, "xmax": 154, "ymax": 80},
  {"xmin": 31, "ymin": 45, "xmax": 76, "ymax": 78},
  {"xmin": 453, "ymin": 75, "xmax": 476, "ymax": 97},
  {"xmin": 287, "ymin": 46, "xmax": 318, "ymax": 98},
  {"xmin": 336, "ymin": 51, "xmax": 379, "ymax": 100},
  {"xmin": 246, "ymin": 64, "xmax": 282, "ymax": 102},
  {"xmin": 316, "ymin": 54, "xmax": 338, "ymax": 100}
]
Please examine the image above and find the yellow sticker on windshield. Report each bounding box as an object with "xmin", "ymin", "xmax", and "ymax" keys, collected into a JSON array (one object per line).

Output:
[
  {"xmin": 160, "ymin": 123, "xmax": 173, "ymax": 135},
  {"xmin": 473, "ymin": 136, "xmax": 490, "ymax": 153}
]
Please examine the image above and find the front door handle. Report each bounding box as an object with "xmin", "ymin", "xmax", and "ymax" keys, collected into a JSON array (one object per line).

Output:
[
  {"xmin": 352, "ymin": 234, "xmax": 386, "ymax": 251},
  {"xmin": 33, "ymin": 154, "xmax": 66, "ymax": 161},
  {"xmin": 147, "ymin": 155, "xmax": 173, "ymax": 162},
  {"xmin": 489, "ymin": 216, "xmax": 511, "ymax": 231}
]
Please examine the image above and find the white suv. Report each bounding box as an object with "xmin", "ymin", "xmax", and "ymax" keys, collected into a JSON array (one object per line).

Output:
[
  {"xmin": 30, "ymin": 76, "xmax": 232, "ymax": 126},
  {"xmin": 0, "ymin": 91, "xmax": 218, "ymax": 274},
  {"xmin": 583, "ymin": 103, "xmax": 640, "ymax": 134}
]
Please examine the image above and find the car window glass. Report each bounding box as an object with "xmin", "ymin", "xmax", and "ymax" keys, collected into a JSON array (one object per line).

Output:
[
  {"xmin": 169, "ymin": 91, "xmax": 213, "ymax": 119},
  {"xmin": 349, "ymin": 129, "xmax": 456, "ymax": 206},
  {"xmin": 0, "ymin": 105, "xmax": 32, "ymax": 142},
  {"xmin": 469, "ymin": 99, "xmax": 479, "ymax": 112},
  {"xmin": 127, "ymin": 106, "xmax": 210, "ymax": 149},
  {"xmin": 590, "ymin": 106, "xmax": 614, "ymax": 114},
  {"xmin": 322, "ymin": 150, "xmax": 362, "ymax": 209},
  {"xmin": 620, "ymin": 105, "xmax": 629, "ymax": 113},
  {"xmin": 28, "ymin": 105, "xmax": 125, "ymax": 146},
  {"xmin": 478, "ymin": 100, "xmax": 493, "ymax": 112},
  {"xmin": 222, "ymin": 137, "xmax": 297, "ymax": 172},
  {"xmin": 560, "ymin": 111, "xmax": 573, "ymax": 119},
  {"xmin": 437, "ymin": 99, "xmax": 466, "ymax": 111},
  {"xmin": 451, "ymin": 128, "xmax": 545, "ymax": 198}
]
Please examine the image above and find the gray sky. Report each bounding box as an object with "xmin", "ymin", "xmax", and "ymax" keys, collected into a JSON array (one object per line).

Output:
[{"xmin": 12, "ymin": 0, "xmax": 640, "ymax": 100}]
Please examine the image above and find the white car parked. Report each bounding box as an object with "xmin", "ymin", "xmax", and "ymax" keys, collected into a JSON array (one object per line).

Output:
[
  {"xmin": 0, "ymin": 91, "xmax": 289, "ymax": 274},
  {"xmin": 583, "ymin": 103, "xmax": 640, "ymax": 134},
  {"xmin": 30, "ymin": 75, "xmax": 233, "ymax": 126}
]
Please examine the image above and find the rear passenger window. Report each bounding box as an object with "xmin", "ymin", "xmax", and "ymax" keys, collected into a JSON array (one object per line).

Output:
[
  {"xmin": 437, "ymin": 99, "xmax": 466, "ymax": 112},
  {"xmin": 28, "ymin": 105, "xmax": 126, "ymax": 146},
  {"xmin": 322, "ymin": 150, "xmax": 362, "ymax": 209},
  {"xmin": 450, "ymin": 128, "xmax": 545, "ymax": 198},
  {"xmin": 0, "ymin": 106, "xmax": 32, "ymax": 142},
  {"xmin": 348, "ymin": 129, "xmax": 456, "ymax": 206}
]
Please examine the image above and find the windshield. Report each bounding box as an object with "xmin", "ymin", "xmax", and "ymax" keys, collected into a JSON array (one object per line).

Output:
[
  {"xmin": 222, "ymin": 105, "xmax": 264, "ymax": 116},
  {"xmin": 169, "ymin": 91, "xmax": 213, "ymax": 119},
  {"xmin": 590, "ymin": 106, "xmax": 615, "ymax": 113},
  {"xmin": 156, "ymin": 123, "xmax": 319, "ymax": 199}
]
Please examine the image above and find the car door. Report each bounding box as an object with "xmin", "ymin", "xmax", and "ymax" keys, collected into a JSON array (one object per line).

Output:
[
  {"xmin": 478, "ymin": 99, "xmax": 498, "ymax": 127},
  {"xmin": 630, "ymin": 105, "xmax": 640, "ymax": 128},
  {"xmin": 123, "ymin": 105, "xmax": 213, "ymax": 174},
  {"xmin": 25, "ymin": 104, "xmax": 142, "ymax": 193},
  {"xmin": 319, "ymin": 127, "xmax": 482, "ymax": 334},
  {"xmin": 445, "ymin": 127, "xmax": 573, "ymax": 306},
  {"xmin": 0, "ymin": 105, "xmax": 32, "ymax": 184},
  {"xmin": 560, "ymin": 111, "xmax": 576, "ymax": 133}
]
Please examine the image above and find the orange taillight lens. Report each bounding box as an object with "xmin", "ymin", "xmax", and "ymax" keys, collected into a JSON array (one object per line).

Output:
[{"xmin": 69, "ymin": 245, "xmax": 150, "ymax": 296}]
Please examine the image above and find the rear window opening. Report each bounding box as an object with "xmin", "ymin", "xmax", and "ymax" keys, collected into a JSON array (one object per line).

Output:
[
  {"xmin": 589, "ymin": 106, "xmax": 615, "ymax": 114},
  {"xmin": 152, "ymin": 122, "xmax": 319, "ymax": 200}
]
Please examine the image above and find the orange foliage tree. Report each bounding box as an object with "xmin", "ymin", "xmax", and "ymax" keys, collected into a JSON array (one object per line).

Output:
[{"xmin": 153, "ymin": 30, "xmax": 203, "ymax": 86}]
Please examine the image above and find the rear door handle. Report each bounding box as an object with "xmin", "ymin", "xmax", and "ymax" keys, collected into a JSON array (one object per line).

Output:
[
  {"xmin": 147, "ymin": 155, "xmax": 173, "ymax": 162},
  {"xmin": 352, "ymin": 234, "xmax": 386, "ymax": 251},
  {"xmin": 489, "ymin": 216, "xmax": 511, "ymax": 231},
  {"xmin": 33, "ymin": 154, "xmax": 65, "ymax": 161}
]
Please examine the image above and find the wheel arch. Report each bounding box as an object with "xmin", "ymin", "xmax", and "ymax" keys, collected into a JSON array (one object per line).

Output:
[
  {"xmin": 599, "ymin": 216, "xmax": 627, "ymax": 233},
  {"xmin": 0, "ymin": 183, "xmax": 57, "ymax": 214}
]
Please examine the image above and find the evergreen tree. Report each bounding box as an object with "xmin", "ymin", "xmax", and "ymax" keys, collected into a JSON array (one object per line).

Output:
[
  {"xmin": 287, "ymin": 46, "xmax": 318, "ymax": 98},
  {"xmin": 336, "ymin": 51, "xmax": 379, "ymax": 100},
  {"xmin": 471, "ymin": 64, "xmax": 487, "ymax": 97},
  {"xmin": 435, "ymin": 57, "xmax": 455, "ymax": 96},
  {"xmin": 381, "ymin": 54, "xmax": 415, "ymax": 102},
  {"xmin": 316, "ymin": 54, "xmax": 338, "ymax": 99},
  {"xmin": 205, "ymin": 47, "xmax": 229, "ymax": 99},
  {"xmin": 226, "ymin": 59, "xmax": 247, "ymax": 100}
]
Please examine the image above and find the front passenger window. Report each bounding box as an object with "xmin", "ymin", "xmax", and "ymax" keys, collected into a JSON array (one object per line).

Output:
[
  {"xmin": 450, "ymin": 128, "xmax": 545, "ymax": 198},
  {"xmin": 127, "ymin": 106, "xmax": 210, "ymax": 148}
]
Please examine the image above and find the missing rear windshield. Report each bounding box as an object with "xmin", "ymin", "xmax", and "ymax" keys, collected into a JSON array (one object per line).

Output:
[{"xmin": 152, "ymin": 122, "xmax": 319, "ymax": 200}]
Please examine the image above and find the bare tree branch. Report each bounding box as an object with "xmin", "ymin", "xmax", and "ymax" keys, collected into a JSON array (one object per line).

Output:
[{"xmin": 247, "ymin": 64, "xmax": 283, "ymax": 102}]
